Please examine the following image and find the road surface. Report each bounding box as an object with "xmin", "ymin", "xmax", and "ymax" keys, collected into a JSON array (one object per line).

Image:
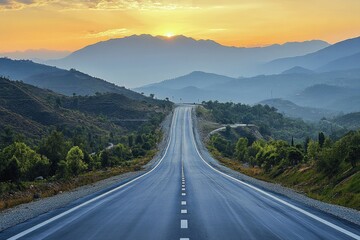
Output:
[{"xmin": 1, "ymin": 106, "xmax": 359, "ymax": 240}]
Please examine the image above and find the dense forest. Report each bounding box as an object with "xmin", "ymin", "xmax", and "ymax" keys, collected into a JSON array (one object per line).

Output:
[
  {"xmin": 0, "ymin": 121, "xmax": 163, "ymax": 182},
  {"xmin": 199, "ymin": 101, "xmax": 359, "ymax": 209},
  {"xmin": 0, "ymin": 77, "xmax": 173, "ymax": 209},
  {"xmin": 200, "ymin": 101, "xmax": 347, "ymax": 141}
]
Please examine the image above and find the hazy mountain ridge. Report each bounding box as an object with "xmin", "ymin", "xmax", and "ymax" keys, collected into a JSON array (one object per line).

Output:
[
  {"xmin": 0, "ymin": 49, "xmax": 70, "ymax": 61},
  {"xmin": 0, "ymin": 58, "xmax": 148, "ymax": 99},
  {"xmin": 259, "ymin": 98, "xmax": 338, "ymax": 122},
  {"xmin": 292, "ymin": 84, "xmax": 360, "ymax": 110},
  {"xmin": 139, "ymin": 71, "xmax": 235, "ymax": 90},
  {"xmin": 332, "ymin": 112, "xmax": 360, "ymax": 130},
  {"xmin": 262, "ymin": 36, "xmax": 360, "ymax": 74},
  {"xmin": 317, "ymin": 52, "xmax": 360, "ymax": 72},
  {"xmin": 281, "ymin": 66, "xmax": 314, "ymax": 75},
  {"xmin": 49, "ymin": 34, "xmax": 329, "ymax": 87},
  {"xmin": 137, "ymin": 68, "xmax": 360, "ymax": 113}
]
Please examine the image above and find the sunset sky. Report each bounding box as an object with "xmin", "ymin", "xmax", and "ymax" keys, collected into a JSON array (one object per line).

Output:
[{"xmin": 1, "ymin": 0, "xmax": 360, "ymax": 52}]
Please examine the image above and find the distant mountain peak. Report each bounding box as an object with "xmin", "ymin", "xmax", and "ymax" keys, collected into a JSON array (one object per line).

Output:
[
  {"xmin": 49, "ymin": 34, "xmax": 333, "ymax": 87},
  {"xmin": 282, "ymin": 66, "xmax": 314, "ymax": 75},
  {"xmin": 263, "ymin": 36, "xmax": 360, "ymax": 74}
]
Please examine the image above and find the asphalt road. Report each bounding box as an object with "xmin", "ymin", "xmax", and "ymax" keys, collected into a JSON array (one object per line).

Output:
[{"xmin": 1, "ymin": 106, "xmax": 360, "ymax": 240}]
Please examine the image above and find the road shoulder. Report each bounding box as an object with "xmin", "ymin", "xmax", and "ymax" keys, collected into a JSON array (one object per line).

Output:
[
  {"xmin": 191, "ymin": 108, "xmax": 360, "ymax": 226},
  {"xmin": 0, "ymin": 110, "xmax": 174, "ymax": 232}
]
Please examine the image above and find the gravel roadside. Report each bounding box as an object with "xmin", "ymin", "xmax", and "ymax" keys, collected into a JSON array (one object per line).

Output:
[
  {"xmin": 0, "ymin": 110, "xmax": 174, "ymax": 232},
  {"xmin": 192, "ymin": 107, "xmax": 360, "ymax": 226}
]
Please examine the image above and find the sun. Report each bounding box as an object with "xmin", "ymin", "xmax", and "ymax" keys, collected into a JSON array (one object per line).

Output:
[{"xmin": 165, "ymin": 32, "xmax": 174, "ymax": 38}]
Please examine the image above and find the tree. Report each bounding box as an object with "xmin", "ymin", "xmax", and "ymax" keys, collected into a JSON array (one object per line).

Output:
[
  {"xmin": 38, "ymin": 131, "xmax": 69, "ymax": 175},
  {"xmin": 0, "ymin": 142, "xmax": 50, "ymax": 181},
  {"xmin": 318, "ymin": 132, "xmax": 325, "ymax": 148},
  {"xmin": 112, "ymin": 143, "xmax": 131, "ymax": 160},
  {"xmin": 65, "ymin": 146, "xmax": 87, "ymax": 176},
  {"xmin": 304, "ymin": 137, "xmax": 310, "ymax": 154},
  {"xmin": 131, "ymin": 147, "xmax": 146, "ymax": 157},
  {"xmin": 128, "ymin": 135, "xmax": 134, "ymax": 147},
  {"xmin": 235, "ymin": 138, "xmax": 248, "ymax": 162},
  {"xmin": 307, "ymin": 140, "xmax": 320, "ymax": 162},
  {"xmin": 100, "ymin": 150, "xmax": 110, "ymax": 167},
  {"xmin": 345, "ymin": 146, "xmax": 360, "ymax": 168},
  {"xmin": 135, "ymin": 134, "xmax": 144, "ymax": 145},
  {"xmin": 291, "ymin": 136, "xmax": 294, "ymax": 147},
  {"xmin": 317, "ymin": 148, "xmax": 341, "ymax": 174},
  {"xmin": 287, "ymin": 147, "xmax": 304, "ymax": 166},
  {"xmin": 211, "ymin": 135, "xmax": 234, "ymax": 157},
  {"xmin": 1, "ymin": 127, "xmax": 14, "ymax": 147}
]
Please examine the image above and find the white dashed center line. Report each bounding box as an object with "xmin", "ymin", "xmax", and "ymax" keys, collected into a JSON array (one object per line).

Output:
[
  {"xmin": 181, "ymin": 220, "xmax": 188, "ymax": 229},
  {"xmin": 180, "ymin": 160, "xmax": 189, "ymax": 240}
]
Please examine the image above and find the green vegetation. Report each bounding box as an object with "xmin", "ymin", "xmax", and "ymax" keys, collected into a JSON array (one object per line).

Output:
[
  {"xmin": 332, "ymin": 112, "xmax": 360, "ymax": 130},
  {"xmin": 0, "ymin": 77, "xmax": 171, "ymax": 146},
  {"xmin": 199, "ymin": 102, "xmax": 360, "ymax": 209},
  {"xmin": 0, "ymin": 125, "xmax": 164, "ymax": 209},
  {"xmin": 0, "ymin": 77, "xmax": 172, "ymax": 210},
  {"xmin": 201, "ymin": 101, "xmax": 347, "ymax": 141}
]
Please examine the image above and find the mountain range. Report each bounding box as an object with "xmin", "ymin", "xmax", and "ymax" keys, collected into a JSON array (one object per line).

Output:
[
  {"xmin": 2, "ymin": 34, "xmax": 360, "ymax": 123},
  {"xmin": 48, "ymin": 34, "xmax": 329, "ymax": 87},
  {"xmin": 0, "ymin": 49, "xmax": 70, "ymax": 62},
  {"xmin": 136, "ymin": 67, "xmax": 360, "ymax": 115},
  {"xmin": 0, "ymin": 58, "xmax": 147, "ymax": 100},
  {"xmin": 262, "ymin": 36, "xmax": 360, "ymax": 74},
  {"xmin": 135, "ymin": 36, "xmax": 360, "ymax": 115},
  {"xmin": 259, "ymin": 99, "xmax": 338, "ymax": 122}
]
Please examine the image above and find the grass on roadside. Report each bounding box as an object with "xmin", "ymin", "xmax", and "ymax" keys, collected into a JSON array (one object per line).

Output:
[
  {"xmin": 0, "ymin": 150, "xmax": 156, "ymax": 211},
  {"xmin": 208, "ymin": 145, "xmax": 360, "ymax": 210}
]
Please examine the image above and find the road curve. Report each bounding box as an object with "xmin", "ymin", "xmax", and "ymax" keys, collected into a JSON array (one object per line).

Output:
[{"xmin": 1, "ymin": 106, "xmax": 359, "ymax": 240}]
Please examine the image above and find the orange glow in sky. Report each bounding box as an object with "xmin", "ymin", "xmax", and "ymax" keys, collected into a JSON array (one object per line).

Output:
[{"xmin": 1, "ymin": 0, "xmax": 360, "ymax": 52}]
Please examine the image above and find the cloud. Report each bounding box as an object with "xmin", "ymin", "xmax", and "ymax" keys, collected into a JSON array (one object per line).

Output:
[
  {"xmin": 0, "ymin": 0, "xmax": 50, "ymax": 10},
  {"xmin": 0, "ymin": 0, "xmax": 200, "ymax": 11},
  {"xmin": 59, "ymin": 0, "xmax": 198, "ymax": 11},
  {"xmin": 84, "ymin": 28, "xmax": 129, "ymax": 38}
]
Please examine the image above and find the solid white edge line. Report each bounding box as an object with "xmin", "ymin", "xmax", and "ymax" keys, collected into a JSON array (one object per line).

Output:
[
  {"xmin": 188, "ymin": 107, "xmax": 360, "ymax": 240},
  {"xmin": 7, "ymin": 109, "xmax": 179, "ymax": 240}
]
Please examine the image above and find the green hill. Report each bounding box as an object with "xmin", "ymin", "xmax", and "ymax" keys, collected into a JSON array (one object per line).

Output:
[
  {"xmin": 0, "ymin": 77, "xmax": 172, "ymax": 145},
  {"xmin": 332, "ymin": 112, "xmax": 360, "ymax": 130},
  {"xmin": 0, "ymin": 58, "xmax": 148, "ymax": 99}
]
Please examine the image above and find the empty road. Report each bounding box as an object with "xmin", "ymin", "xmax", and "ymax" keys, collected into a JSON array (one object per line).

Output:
[{"xmin": 1, "ymin": 106, "xmax": 360, "ymax": 240}]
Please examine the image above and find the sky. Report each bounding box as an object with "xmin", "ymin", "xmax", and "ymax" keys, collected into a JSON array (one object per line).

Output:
[{"xmin": 1, "ymin": 0, "xmax": 360, "ymax": 52}]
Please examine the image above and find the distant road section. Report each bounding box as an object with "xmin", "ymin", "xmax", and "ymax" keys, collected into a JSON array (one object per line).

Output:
[
  {"xmin": 209, "ymin": 123, "xmax": 256, "ymax": 136},
  {"xmin": 1, "ymin": 106, "xmax": 359, "ymax": 240}
]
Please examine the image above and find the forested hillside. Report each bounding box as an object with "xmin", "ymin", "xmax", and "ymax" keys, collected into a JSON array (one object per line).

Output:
[
  {"xmin": 0, "ymin": 77, "xmax": 173, "ymax": 209},
  {"xmin": 198, "ymin": 102, "xmax": 359, "ymax": 209}
]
